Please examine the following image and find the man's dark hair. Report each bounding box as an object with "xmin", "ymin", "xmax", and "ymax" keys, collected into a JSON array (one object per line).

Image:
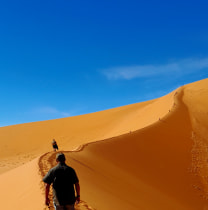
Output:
[{"xmin": 56, "ymin": 153, "xmax": 66, "ymax": 162}]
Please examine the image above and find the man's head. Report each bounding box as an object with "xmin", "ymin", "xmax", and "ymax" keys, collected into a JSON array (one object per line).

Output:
[{"xmin": 56, "ymin": 153, "xmax": 66, "ymax": 163}]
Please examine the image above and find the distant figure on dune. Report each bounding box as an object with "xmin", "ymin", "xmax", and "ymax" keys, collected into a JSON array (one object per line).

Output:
[
  {"xmin": 52, "ymin": 139, "xmax": 59, "ymax": 151},
  {"xmin": 43, "ymin": 153, "xmax": 80, "ymax": 210}
]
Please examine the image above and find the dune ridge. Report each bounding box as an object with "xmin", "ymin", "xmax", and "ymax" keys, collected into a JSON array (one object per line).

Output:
[{"xmin": 0, "ymin": 78, "xmax": 208, "ymax": 209}]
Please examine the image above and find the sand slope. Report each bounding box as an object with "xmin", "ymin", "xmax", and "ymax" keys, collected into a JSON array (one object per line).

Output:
[
  {"xmin": 0, "ymin": 157, "xmax": 45, "ymax": 210},
  {"xmin": 0, "ymin": 78, "xmax": 208, "ymax": 209}
]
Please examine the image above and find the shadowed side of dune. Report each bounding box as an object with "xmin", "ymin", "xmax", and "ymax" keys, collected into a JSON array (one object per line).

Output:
[{"xmin": 67, "ymin": 87, "xmax": 208, "ymax": 210}]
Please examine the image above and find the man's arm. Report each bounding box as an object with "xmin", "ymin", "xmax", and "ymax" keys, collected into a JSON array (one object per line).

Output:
[
  {"xmin": 45, "ymin": 183, "xmax": 50, "ymax": 206},
  {"xmin": 75, "ymin": 182, "xmax": 80, "ymax": 203}
]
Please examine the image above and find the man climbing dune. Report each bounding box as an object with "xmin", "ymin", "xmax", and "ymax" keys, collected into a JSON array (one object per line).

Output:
[
  {"xmin": 52, "ymin": 139, "xmax": 59, "ymax": 151},
  {"xmin": 43, "ymin": 153, "xmax": 80, "ymax": 210}
]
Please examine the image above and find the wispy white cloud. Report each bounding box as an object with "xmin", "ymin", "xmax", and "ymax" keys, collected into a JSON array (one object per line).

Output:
[
  {"xmin": 32, "ymin": 106, "xmax": 71, "ymax": 117},
  {"xmin": 101, "ymin": 58, "xmax": 208, "ymax": 80}
]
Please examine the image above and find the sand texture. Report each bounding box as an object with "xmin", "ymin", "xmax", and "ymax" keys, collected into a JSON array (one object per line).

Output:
[{"xmin": 1, "ymin": 78, "xmax": 208, "ymax": 209}]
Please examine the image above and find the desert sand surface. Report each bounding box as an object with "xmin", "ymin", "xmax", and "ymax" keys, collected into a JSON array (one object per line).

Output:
[{"xmin": 0, "ymin": 78, "xmax": 208, "ymax": 209}]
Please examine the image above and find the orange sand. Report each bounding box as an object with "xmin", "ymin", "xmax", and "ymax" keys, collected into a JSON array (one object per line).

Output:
[{"xmin": 0, "ymin": 78, "xmax": 208, "ymax": 209}]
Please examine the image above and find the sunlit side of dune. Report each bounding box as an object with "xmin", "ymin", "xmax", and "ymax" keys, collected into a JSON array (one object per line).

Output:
[
  {"xmin": 0, "ymin": 157, "xmax": 45, "ymax": 210},
  {"xmin": 183, "ymin": 79, "xmax": 208, "ymax": 199},
  {"xmin": 0, "ymin": 78, "xmax": 208, "ymax": 210}
]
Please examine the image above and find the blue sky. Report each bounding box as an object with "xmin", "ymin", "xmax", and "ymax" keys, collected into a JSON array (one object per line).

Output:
[{"xmin": 0, "ymin": 0, "xmax": 208, "ymax": 127}]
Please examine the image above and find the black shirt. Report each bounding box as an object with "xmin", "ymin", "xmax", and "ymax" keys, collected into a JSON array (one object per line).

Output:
[{"xmin": 43, "ymin": 163, "xmax": 79, "ymax": 205}]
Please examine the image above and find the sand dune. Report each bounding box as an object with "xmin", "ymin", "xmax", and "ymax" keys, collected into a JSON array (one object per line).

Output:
[
  {"xmin": 0, "ymin": 78, "xmax": 208, "ymax": 209},
  {"xmin": 0, "ymin": 87, "xmax": 174, "ymax": 173}
]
